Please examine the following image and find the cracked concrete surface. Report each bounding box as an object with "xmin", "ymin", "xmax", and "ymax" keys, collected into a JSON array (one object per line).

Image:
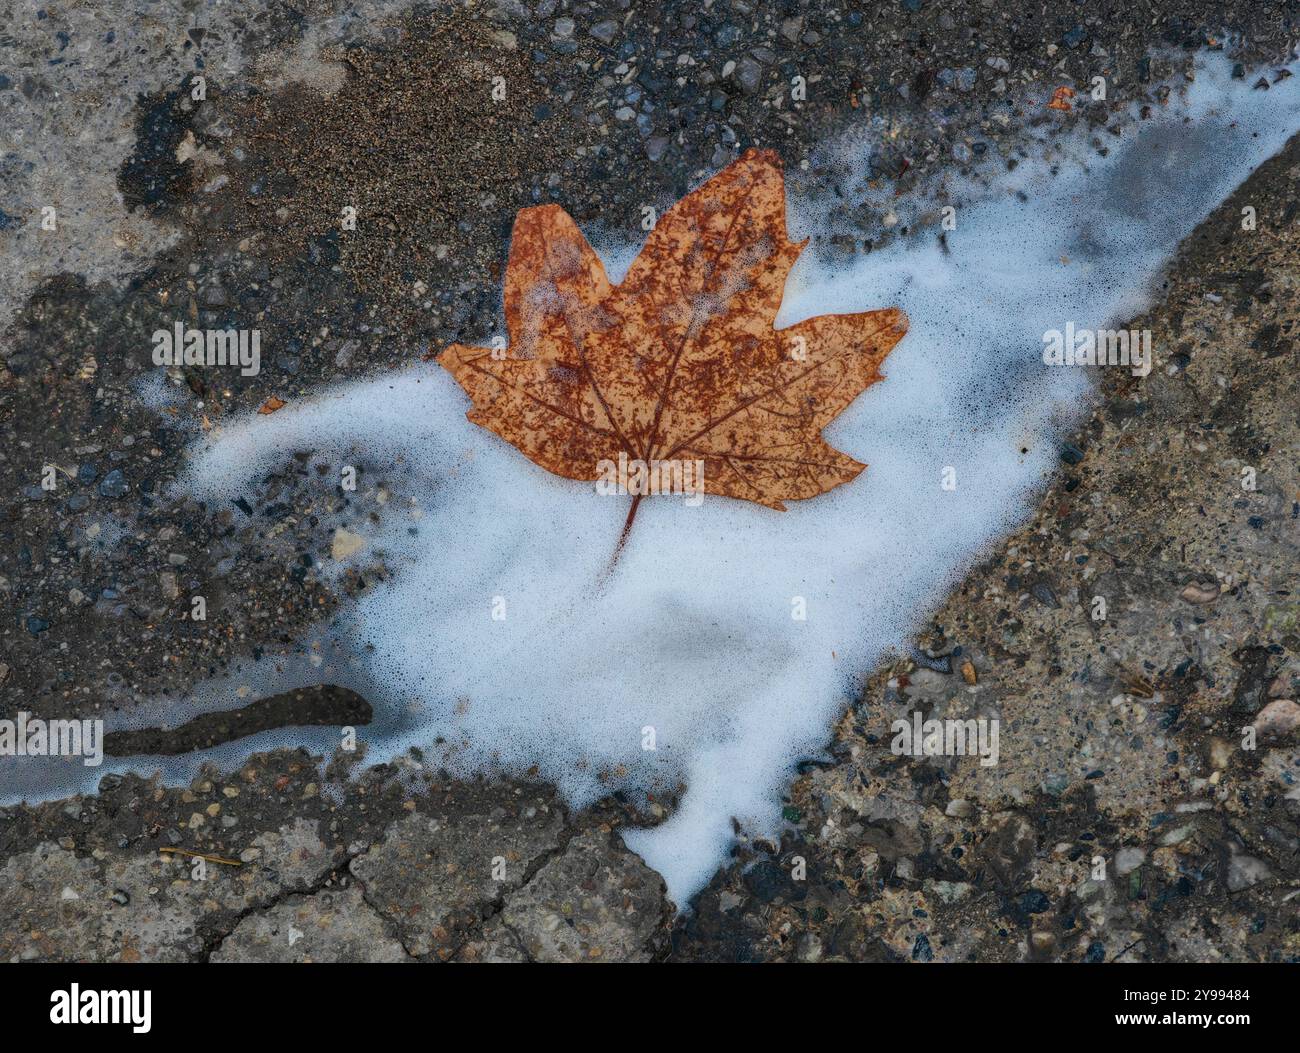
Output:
[
  {"xmin": 211, "ymin": 886, "xmax": 409, "ymax": 962},
  {"xmin": 0, "ymin": 762, "xmax": 669, "ymax": 962},
  {"xmin": 0, "ymin": 816, "xmax": 339, "ymax": 961},
  {"xmin": 459, "ymin": 830, "xmax": 669, "ymax": 962},
  {"xmin": 347, "ymin": 789, "xmax": 567, "ymax": 959},
  {"xmin": 211, "ymin": 824, "xmax": 668, "ymax": 962}
]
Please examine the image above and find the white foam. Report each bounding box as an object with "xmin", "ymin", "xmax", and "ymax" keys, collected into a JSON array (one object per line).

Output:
[{"xmin": 29, "ymin": 53, "xmax": 1300, "ymax": 908}]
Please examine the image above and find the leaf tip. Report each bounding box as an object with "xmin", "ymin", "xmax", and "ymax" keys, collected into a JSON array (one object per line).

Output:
[
  {"xmin": 512, "ymin": 201, "xmax": 578, "ymax": 237},
  {"xmin": 738, "ymin": 146, "xmax": 783, "ymax": 172}
]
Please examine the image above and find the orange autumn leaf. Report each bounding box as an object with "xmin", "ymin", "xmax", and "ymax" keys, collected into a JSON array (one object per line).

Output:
[
  {"xmin": 257, "ymin": 396, "xmax": 286, "ymax": 414},
  {"xmin": 1048, "ymin": 86, "xmax": 1076, "ymax": 111},
  {"xmin": 435, "ymin": 148, "xmax": 907, "ymax": 554}
]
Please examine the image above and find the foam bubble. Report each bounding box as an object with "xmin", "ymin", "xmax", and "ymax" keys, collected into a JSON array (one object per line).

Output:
[{"xmin": 15, "ymin": 53, "xmax": 1299, "ymax": 909}]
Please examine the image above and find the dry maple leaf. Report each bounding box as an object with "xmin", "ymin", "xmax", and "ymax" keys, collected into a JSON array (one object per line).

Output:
[
  {"xmin": 1048, "ymin": 86, "xmax": 1076, "ymax": 112},
  {"xmin": 436, "ymin": 147, "xmax": 908, "ymax": 561}
]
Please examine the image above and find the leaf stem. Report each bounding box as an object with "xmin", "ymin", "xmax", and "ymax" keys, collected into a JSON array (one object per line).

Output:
[{"xmin": 607, "ymin": 494, "xmax": 643, "ymax": 574}]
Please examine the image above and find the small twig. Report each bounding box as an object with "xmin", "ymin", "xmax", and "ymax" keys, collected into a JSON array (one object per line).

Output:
[
  {"xmin": 158, "ymin": 846, "xmax": 242, "ymax": 867},
  {"xmin": 1109, "ymin": 936, "xmax": 1145, "ymax": 962}
]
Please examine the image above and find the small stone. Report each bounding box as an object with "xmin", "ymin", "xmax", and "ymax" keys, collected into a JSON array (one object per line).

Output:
[
  {"xmin": 1115, "ymin": 847, "xmax": 1145, "ymax": 875},
  {"xmin": 1179, "ymin": 582, "xmax": 1220, "ymax": 604},
  {"xmin": 714, "ymin": 24, "xmax": 741, "ymax": 48},
  {"xmin": 736, "ymin": 56, "xmax": 763, "ymax": 95},
  {"xmin": 796, "ymin": 932, "xmax": 823, "ymax": 962},
  {"xmin": 927, "ymin": 880, "xmax": 971, "ymax": 903},
  {"xmin": 1030, "ymin": 581, "xmax": 1060, "ymax": 609},
  {"xmin": 1030, "ymin": 931, "xmax": 1056, "ymax": 951},
  {"xmin": 1020, "ymin": 889, "xmax": 1050, "ymax": 914},
  {"xmin": 912, "ymin": 650, "xmax": 951, "ymax": 674},
  {"xmin": 331, "ymin": 528, "xmax": 365, "ymax": 560},
  {"xmin": 1255, "ymin": 699, "xmax": 1300, "ymax": 739},
  {"xmin": 937, "ymin": 66, "xmax": 976, "ymax": 92},
  {"xmin": 960, "ymin": 659, "xmax": 977, "ymax": 685},
  {"xmin": 551, "ymin": 16, "xmax": 574, "ymax": 40},
  {"xmin": 1227, "ymin": 852, "xmax": 1271, "ymax": 892},
  {"xmin": 1208, "ymin": 738, "xmax": 1233, "ymax": 769},
  {"xmin": 589, "ymin": 19, "xmax": 618, "ymax": 45},
  {"xmin": 98, "ymin": 469, "xmax": 129, "ymax": 498},
  {"xmin": 945, "ymin": 798, "xmax": 973, "ymax": 818}
]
